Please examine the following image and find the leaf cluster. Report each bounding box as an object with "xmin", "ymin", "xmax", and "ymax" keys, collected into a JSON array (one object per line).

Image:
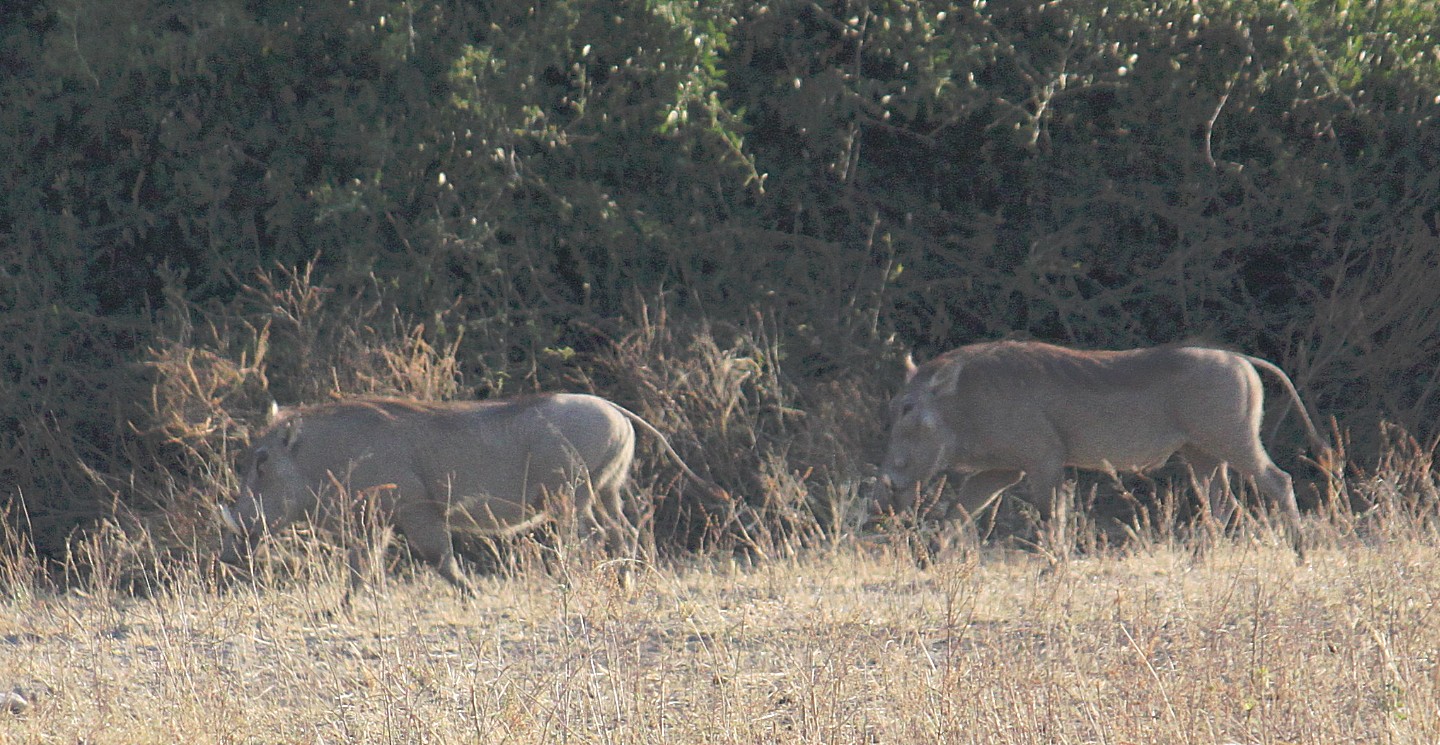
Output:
[{"xmin": 2, "ymin": 0, "xmax": 1438, "ymax": 557}]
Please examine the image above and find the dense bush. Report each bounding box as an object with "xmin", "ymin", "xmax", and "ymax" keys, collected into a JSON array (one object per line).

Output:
[{"xmin": 2, "ymin": 0, "xmax": 1438, "ymax": 560}]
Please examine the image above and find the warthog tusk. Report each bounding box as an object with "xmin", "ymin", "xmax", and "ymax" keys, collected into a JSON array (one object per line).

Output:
[{"xmin": 219, "ymin": 504, "xmax": 241, "ymax": 534}]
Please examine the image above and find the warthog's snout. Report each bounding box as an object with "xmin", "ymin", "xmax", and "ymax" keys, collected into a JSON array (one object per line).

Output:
[
  {"xmin": 866, "ymin": 476, "xmax": 890, "ymax": 513},
  {"xmin": 868, "ymin": 473, "xmax": 920, "ymax": 516}
]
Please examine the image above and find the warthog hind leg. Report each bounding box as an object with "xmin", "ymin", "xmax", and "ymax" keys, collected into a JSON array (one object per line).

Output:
[
  {"xmin": 1186, "ymin": 445, "xmax": 1304, "ymax": 562},
  {"xmin": 1252, "ymin": 463, "xmax": 1305, "ymax": 562},
  {"xmin": 578, "ymin": 481, "xmax": 640, "ymax": 586}
]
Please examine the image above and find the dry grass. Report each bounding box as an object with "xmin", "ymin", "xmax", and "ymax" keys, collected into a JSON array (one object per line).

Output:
[
  {"xmin": 2, "ymin": 512, "xmax": 1438, "ymax": 743},
  {"xmin": 9, "ymin": 268, "xmax": 1435, "ymax": 743}
]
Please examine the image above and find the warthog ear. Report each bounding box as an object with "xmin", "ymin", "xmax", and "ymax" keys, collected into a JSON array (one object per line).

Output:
[{"xmin": 926, "ymin": 357, "xmax": 965, "ymax": 397}]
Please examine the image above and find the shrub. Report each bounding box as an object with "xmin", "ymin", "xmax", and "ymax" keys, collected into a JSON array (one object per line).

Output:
[{"xmin": 3, "ymin": 0, "xmax": 1438, "ymax": 559}]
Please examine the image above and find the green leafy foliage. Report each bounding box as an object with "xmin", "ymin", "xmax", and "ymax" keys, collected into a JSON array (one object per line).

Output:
[{"xmin": 2, "ymin": 0, "xmax": 1438, "ymax": 558}]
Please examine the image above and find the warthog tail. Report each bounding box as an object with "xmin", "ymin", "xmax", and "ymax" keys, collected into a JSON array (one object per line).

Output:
[
  {"xmin": 1240, "ymin": 354, "xmax": 1336, "ymax": 474},
  {"xmin": 606, "ymin": 403, "xmax": 731, "ymax": 504}
]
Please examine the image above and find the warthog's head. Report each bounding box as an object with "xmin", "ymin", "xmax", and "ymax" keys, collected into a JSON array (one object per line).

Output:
[
  {"xmin": 873, "ymin": 355, "xmax": 955, "ymax": 515},
  {"xmin": 219, "ymin": 411, "xmax": 311, "ymax": 566}
]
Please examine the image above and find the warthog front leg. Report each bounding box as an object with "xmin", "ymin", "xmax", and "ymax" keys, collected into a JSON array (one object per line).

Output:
[
  {"xmin": 394, "ymin": 504, "xmax": 476, "ymax": 596},
  {"xmin": 341, "ymin": 525, "xmax": 395, "ymax": 609},
  {"xmin": 1022, "ymin": 459, "xmax": 1069, "ymax": 560},
  {"xmin": 943, "ymin": 470, "xmax": 1025, "ymax": 522}
]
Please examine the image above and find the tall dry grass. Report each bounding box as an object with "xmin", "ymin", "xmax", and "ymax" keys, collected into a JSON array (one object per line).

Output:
[
  {"xmin": 1, "ymin": 445, "xmax": 1438, "ymax": 743},
  {"xmin": 7, "ymin": 259, "xmax": 1436, "ymax": 742}
]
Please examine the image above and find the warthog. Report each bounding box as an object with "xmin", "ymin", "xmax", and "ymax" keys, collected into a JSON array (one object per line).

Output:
[
  {"xmin": 875, "ymin": 341, "xmax": 1330, "ymax": 559},
  {"xmin": 220, "ymin": 393, "xmax": 719, "ymax": 593}
]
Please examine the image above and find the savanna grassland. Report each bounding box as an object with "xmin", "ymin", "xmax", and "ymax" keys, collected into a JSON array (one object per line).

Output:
[
  {"xmin": 5, "ymin": 1, "xmax": 1440, "ymax": 742},
  {"xmin": 3, "ymin": 505, "xmax": 1440, "ymax": 743}
]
